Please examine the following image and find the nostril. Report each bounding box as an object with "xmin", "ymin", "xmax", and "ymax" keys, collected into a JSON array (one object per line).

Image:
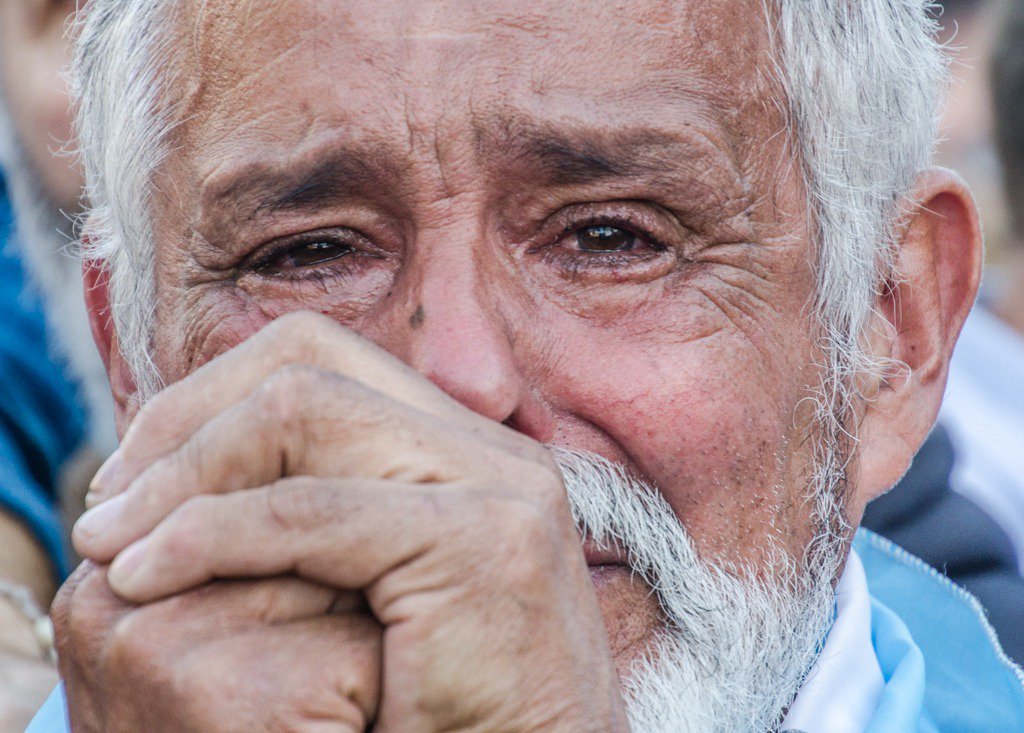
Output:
[{"xmin": 500, "ymin": 397, "xmax": 556, "ymax": 444}]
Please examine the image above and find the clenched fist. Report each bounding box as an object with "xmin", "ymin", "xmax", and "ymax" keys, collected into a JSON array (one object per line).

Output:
[{"xmin": 61, "ymin": 312, "xmax": 628, "ymax": 732}]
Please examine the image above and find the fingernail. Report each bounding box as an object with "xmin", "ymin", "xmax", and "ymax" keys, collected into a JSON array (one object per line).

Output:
[
  {"xmin": 89, "ymin": 451, "xmax": 124, "ymax": 499},
  {"xmin": 74, "ymin": 495, "xmax": 125, "ymax": 539},
  {"xmin": 108, "ymin": 538, "xmax": 149, "ymax": 594}
]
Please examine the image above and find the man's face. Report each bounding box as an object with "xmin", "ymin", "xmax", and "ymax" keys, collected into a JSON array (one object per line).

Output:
[
  {"xmin": 147, "ymin": 0, "xmax": 830, "ymax": 669},
  {"xmin": 0, "ymin": 0, "xmax": 80, "ymax": 212}
]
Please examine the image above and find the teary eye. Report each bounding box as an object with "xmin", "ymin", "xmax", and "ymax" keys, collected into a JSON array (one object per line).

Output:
[
  {"xmin": 256, "ymin": 240, "xmax": 354, "ymax": 275},
  {"xmin": 575, "ymin": 225, "xmax": 637, "ymax": 253}
]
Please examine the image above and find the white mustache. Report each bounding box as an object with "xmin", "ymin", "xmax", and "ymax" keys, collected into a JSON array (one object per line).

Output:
[{"xmin": 551, "ymin": 447, "xmax": 843, "ymax": 733}]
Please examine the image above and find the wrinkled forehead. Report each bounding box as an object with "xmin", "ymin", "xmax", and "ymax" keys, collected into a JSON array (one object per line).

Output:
[{"xmin": 167, "ymin": 0, "xmax": 787, "ymax": 195}]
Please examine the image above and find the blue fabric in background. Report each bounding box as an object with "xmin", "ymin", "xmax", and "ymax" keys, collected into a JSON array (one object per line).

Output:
[{"xmin": 0, "ymin": 172, "xmax": 85, "ymax": 581}]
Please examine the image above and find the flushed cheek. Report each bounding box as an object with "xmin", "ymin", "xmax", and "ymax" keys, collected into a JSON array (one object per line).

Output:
[{"xmin": 547, "ymin": 328, "xmax": 811, "ymax": 563}]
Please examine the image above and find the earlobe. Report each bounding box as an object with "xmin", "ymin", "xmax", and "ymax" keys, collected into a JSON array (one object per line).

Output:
[
  {"xmin": 854, "ymin": 168, "xmax": 982, "ymax": 507},
  {"xmin": 82, "ymin": 258, "xmax": 139, "ymax": 438}
]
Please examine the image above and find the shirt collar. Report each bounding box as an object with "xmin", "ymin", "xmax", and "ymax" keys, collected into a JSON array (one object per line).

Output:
[{"xmin": 781, "ymin": 550, "xmax": 884, "ymax": 733}]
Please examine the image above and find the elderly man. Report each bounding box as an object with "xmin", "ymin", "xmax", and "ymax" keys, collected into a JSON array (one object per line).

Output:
[{"xmin": 28, "ymin": 0, "xmax": 1024, "ymax": 730}]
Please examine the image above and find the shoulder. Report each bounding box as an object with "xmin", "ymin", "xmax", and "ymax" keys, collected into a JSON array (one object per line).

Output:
[{"xmin": 855, "ymin": 529, "xmax": 1024, "ymax": 731}]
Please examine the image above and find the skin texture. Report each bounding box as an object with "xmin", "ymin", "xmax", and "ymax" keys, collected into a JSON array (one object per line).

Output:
[{"xmin": 61, "ymin": 0, "xmax": 981, "ymax": 730}]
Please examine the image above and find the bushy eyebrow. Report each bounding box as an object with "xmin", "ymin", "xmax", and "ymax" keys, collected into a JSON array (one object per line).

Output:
[
  {"xmin": 199, "ymin": 144, "xmax": 401, "ymax": 227},
  {"xmin": 199, "ymin": 115, "xmax": 743, "ymax": 236},
  {"xmin": 476, "ymin": 118, "xmax": 741, "ymax": 187}
]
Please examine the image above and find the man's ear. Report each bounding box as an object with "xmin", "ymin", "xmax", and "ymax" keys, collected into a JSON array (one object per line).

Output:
[
  {"xmin": 854, "ymin": 168, "xmax": 982, "ymax": 509},
  {"xmin": 82, "ymin": 258, "xmax": 140, "ymax": 439}
]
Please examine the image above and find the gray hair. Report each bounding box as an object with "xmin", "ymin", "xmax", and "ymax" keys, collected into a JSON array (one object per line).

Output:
[
  {"xmin": 72, "ymin": 0, "xmax": 180, "ymax": 399},
  {"xmin": 72, "ymin": 1, "xmax": 948, "ymax": 469},
  {"xmin": 771, "ymin": 1, "xmax": 946, "ymax": 523}
]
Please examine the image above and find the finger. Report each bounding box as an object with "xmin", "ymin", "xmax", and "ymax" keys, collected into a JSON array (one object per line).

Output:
[
  {"xmin": 103, "ymin": 475, "xmax": 566, "ymax": 611},
  {"xmin": 89, "ymin": 311, "xmax": 477, "ymax": 504},
  {"xmin": 74, "ymin": 367, "xmax": 530, "ymax": 562},
  {"xmin": 117, "ymin": 577, "xmax": 363, "ymax": 643},
  {"xmin": 52, "ymin": 563, "xmax": 130, "ymax": 733},
  {"xmin": 55, "ymin": 566, "xmax": 375, "ymax": 732},
  {"xmin": 53, "ymin": 563, "xmax": 128, "ymax": 679},
  {"xmin": 172, "ymin": 615, "xmax": 382, "ymax": 733},
  {"xmin": 57, "ymin": 571, "xmax": 358, "ymax": 683}
]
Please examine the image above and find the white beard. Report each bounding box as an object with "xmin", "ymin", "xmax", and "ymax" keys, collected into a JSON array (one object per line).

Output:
[{"xmin": 554, "ymin": 449, "xmax": 844, "ymax": 733}]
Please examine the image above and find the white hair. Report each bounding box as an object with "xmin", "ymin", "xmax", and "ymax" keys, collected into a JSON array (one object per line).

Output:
[
  {"xmin": 65, "ymin": 3, "xmax": 947, "ymax": 723},
  {"xmin": 768, "ymin": 1, "xmax": 946, "ymax": 527},
  {"xmin": 70, "ymin": 1, "xmax": 948, "ymax": 438},
  {"xmin": 72, "ymin": 0, "xmax": 181, "ymax": 400},
  {"xmin": 556, "ymin": 448, "xmax": 844, "ymax": 731}
]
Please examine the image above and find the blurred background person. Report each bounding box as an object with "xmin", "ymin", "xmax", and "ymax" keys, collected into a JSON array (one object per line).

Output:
[
  {"xmin": 989, "ymin": 1, "xmax": 1024, "ymax": 337},
  {"xmin": 0, "ymin": 0, "xmax": 115, "ymax": 728},
  {"xmin": 1, "ymin": 0, "xmax": 116, "ymax": 454},
  {"xmin": 921, "ymin": 0, "xmax": 1024, "ymax": 565}
]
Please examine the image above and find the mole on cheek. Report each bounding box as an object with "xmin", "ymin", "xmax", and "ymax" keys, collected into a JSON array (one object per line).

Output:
[{"xmin": 409, "ymin": 305, "xmax": 426, "ymax": 329}]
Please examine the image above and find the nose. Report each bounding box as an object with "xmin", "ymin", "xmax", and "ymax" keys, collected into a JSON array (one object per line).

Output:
[{"xmin": 378, "ymin": 252, "xmax": 552, "ymax": 441}]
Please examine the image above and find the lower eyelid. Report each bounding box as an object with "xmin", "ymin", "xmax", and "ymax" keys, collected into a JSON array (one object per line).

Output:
[{"xmin": 542, "ymin": 248, "xmax": 669, "ymax": 270}]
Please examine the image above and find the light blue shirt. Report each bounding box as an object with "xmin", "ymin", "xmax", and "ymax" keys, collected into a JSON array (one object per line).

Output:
[
  {"xmin": 782, "ymin": 551, "xmax": 883, "ymax": 732},
  {"xmin": 27, "ymin": 530, "xmax": 1024, "ymax": 732}
]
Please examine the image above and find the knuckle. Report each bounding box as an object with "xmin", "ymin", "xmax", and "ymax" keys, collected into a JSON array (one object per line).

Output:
[
  {"xmin": 105, "ymin": 611, "xmax": 171, "ymax": 680},
  {"xmin": 160, "ymin": 497, "xmax": 214, "ymax": 559},
  {"xmin": 335, "ymin": 619, "xmax": 382, "ymax": 693},
  {"xmin": 270, "ymin": 310, "xmax": 339, "ymax": 357},
  {"xmin": 534, "ymin": 449, "xmax": 564, "ymax": 483},
  {"xmin": 264, "ymin": 478, "xmax": 337, "ymax": 534},
  {"xmin": 106, "ymin": 612, "xmax": 145, "ymax": 659},
  {"xmin": 500, "ymin": 456, "xmax": 568, "ymax": 516},
  {"xmin": 53, "ymin": 563, "xmax": 114, "ymax": 664},
  {"xmin": 527, "ymin": 459, "xmax": 566, "ymax": 501},
  {"xmin": 51, "ymin": 562, "xmax": 95, "ymax": 636},
  {"xmin": 260, "ymin": 364, "xmax": 323, "ymax": 425}
]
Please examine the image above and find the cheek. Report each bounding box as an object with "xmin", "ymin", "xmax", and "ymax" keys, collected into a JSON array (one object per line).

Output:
[
  {"xmin": 539, "ymin": 309, "xmax": 819, "ymax": 563},
  {"xmin": 153, "ymin": 286, "xmax": 266, "ymax": 381},
  {"xmin": 154, "ymin": 260, "xmax": 395, "ymax": 381}
]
